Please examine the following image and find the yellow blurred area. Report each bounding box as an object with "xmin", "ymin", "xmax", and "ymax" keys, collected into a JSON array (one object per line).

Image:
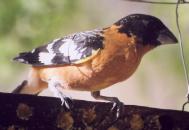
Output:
[{"xmin": 0, "ymin": 0, "xmax": 188, "ymax": 111}]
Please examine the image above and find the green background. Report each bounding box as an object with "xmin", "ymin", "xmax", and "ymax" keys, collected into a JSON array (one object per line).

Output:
[{"xmin": 0, "ymin": 0, "xmax": 188, "ymax": 111}]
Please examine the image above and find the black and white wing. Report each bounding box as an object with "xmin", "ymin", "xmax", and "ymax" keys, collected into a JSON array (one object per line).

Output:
[{"xmin": 13, "ymin": 29, "xmax": 104, "ymax": 66}]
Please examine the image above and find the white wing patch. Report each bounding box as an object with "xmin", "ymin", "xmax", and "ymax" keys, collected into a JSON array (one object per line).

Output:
[
  {"xmin": 67, "ymin": 39, "xmax": 83, "ymax": 60},
  {"xmin": 59, "ymin": 39, "xmax": 87, "ymax": 61},
  {"xmin": 59, "ymin": 39, "xmax": 71, "ymax": 57},
  {"xmin": 39, "ymin": 52, "xmax": 56, "ymax": 65},
  {"xmin": 46, "ymin": 43, "xmax": 54, "ymax": 53},
  {"xmin": 47, "ymin": 38, "xmax": 61, "ymax": 53},
  {"xmin": 17, "ymin": 58, "xmax": 27, "ymax": 63},
  {"xmin": 38, "ymin": 38, "xmax": 61, "ymax": 65}
]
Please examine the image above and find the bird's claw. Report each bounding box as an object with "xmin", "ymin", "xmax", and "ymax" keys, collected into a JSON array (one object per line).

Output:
[
  {"xmin": 59, "ymin": 95, "xmax": 73, "ymax": 110},
  {"xmin": 111, "ymin": 99, "xmax": 124, "ymax": 119},
  {"xmin": 49, "ymin": 81, "xmax": 73, "ymax": 110}
]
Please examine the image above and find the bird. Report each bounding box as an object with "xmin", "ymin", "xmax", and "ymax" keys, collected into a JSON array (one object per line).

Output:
[{"xmin": 13, "ymin": 14, "xmax": 178, "ymax": 118}]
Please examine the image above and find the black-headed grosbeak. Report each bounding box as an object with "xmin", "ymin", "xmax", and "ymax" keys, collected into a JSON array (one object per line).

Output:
[{"xmin": 13, "ymin": 14, "xmax": 178, "ymax": 117}]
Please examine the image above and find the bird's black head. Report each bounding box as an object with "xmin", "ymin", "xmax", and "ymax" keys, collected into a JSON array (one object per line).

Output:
[{"xmin": 115, "ymin": 14, "xmax": 178, "ymax": 46}]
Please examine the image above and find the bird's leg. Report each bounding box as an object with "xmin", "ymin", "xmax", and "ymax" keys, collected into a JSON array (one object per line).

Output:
[
  {"xmin": 48, "ymin": 80, "xmax": 73, "ymax": 110},
  {"xmin": 91, "ymin": 91, "xmax": 124, "ymax": 119}
]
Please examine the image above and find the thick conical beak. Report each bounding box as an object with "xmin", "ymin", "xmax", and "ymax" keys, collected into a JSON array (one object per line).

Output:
[{"xmin": 157, "ymin": 29, "xmax": 178, "ymax": 44}]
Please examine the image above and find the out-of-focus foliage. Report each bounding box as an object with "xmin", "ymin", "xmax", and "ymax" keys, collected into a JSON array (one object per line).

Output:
[
  {"xmin": 0, "ymin": 0, "xmax": 79, "ymax": 85},
  {"xmin": 0, "ymin": 0, "xmax": 188, "ymax": 110}
]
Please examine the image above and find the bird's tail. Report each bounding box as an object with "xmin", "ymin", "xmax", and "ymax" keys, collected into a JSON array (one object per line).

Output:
[
  {"xmin": 12, "ymin": 80, "xmax": 42, "ymax": 95},
  {"xmin": 12, "ymin": 80, "xmax": 28, "ymax": 94},
  {"xmin": 13, "ymin": 52, "xmax": 37, "ymax": 64},
  {"xmin": 12, "ymin": 68, "xmax": 48, "ymax": 95},
  {"xmin": 12, "ymin": 79, "xmax": 47, "ymax": 95}
]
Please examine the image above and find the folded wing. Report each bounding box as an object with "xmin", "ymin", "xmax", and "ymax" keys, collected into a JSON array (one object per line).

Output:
[{"xmin": 13, "ymin": 29, "xmax": 104, "ymax": 66}]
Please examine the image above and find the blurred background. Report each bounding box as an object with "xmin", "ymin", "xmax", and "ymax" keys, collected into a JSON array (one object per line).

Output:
[{"xmin": 0, "ymin": 0, "xmax": 188, "ymax": 111}]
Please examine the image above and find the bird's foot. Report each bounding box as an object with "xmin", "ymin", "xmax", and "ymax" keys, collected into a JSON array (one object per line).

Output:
[
  {"xmin": 59, "ymin": 93, "xmax": 73, "ymax": 110},
  {"xmin": 48, "ymin": 81, "xmax": 73, "ymax": 110},
  {"xmin": 110, "ymin": 98, "xmax": 124, "ymax": 120},
  {"xmin": 91, "ymin": 91, "xmax": 124, "ymax": 120}
]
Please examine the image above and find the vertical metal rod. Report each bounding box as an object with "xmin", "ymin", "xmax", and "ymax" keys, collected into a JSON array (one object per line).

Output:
[{"xmin": 176, "ymin": 0, "xmax": 189, "ymax": 111}]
